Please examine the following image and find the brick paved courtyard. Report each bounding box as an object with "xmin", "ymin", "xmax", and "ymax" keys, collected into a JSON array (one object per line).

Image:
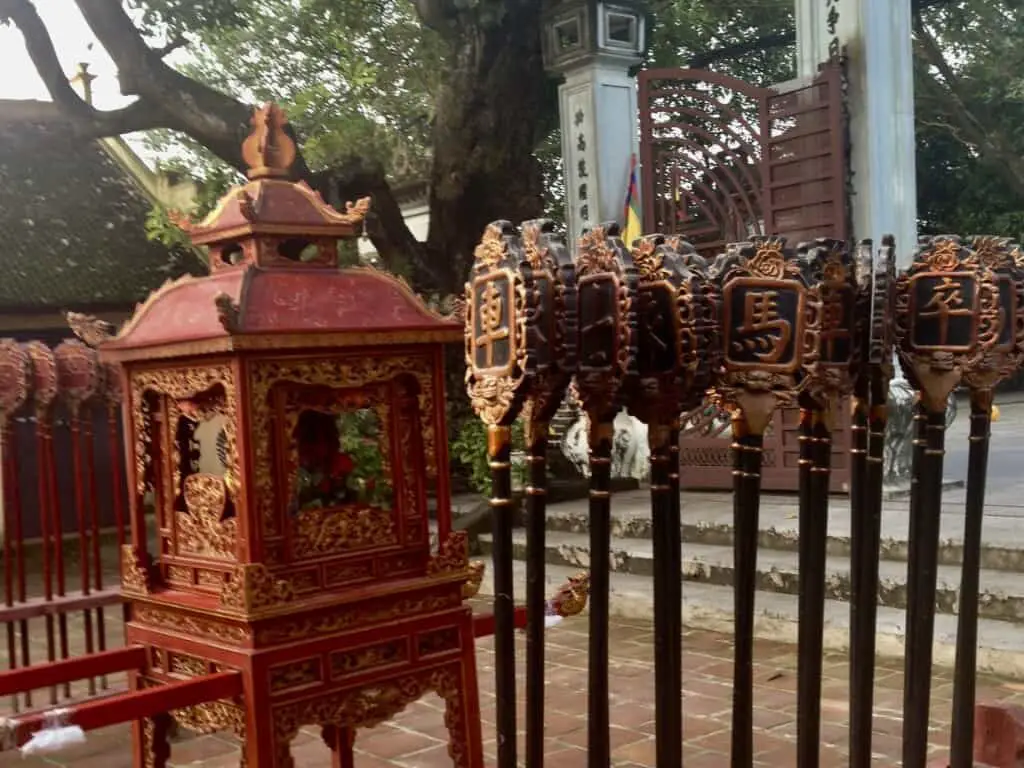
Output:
[{"xmin": 1, "ymin": 613, "xmax": 1021, "ymax": 767}]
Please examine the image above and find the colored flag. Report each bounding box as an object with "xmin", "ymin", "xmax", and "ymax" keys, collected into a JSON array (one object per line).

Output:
[{"xmin": 623, "ymin": 153, "xmax": 641, "ymax": 247}]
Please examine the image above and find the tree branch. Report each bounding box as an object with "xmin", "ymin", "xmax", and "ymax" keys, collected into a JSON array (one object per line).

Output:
[
  {"xmin": 153, "ymin": 36, "xmax": 187, "ymax": 58},
  {"xmin": 687, "ymin": 31, "xmax": 795, "ymax": 69},
  {"xmin": 912, "ymin": 12, "xmax": 1024, "ymax": 200}
]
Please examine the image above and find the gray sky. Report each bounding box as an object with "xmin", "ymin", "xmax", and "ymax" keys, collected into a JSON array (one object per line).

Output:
[{"xmin": 1, "ymin": 1, "xmax": 132, "ymax": 109}]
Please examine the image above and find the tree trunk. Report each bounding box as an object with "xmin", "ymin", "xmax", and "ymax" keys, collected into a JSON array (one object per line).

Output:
[{"xmin": 425, "ymin": 2, "xmax": 553, "ymax": 297}]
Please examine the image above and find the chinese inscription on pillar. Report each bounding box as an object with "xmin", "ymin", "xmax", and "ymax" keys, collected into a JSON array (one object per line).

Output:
[{"xmin": 825, "ymin": 0, "xmax": 841, "ymax": 60}]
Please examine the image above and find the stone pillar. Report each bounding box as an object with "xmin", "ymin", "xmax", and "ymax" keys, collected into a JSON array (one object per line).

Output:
[
  {"xmin": 558, "ymin": 63, "xmax": 640, "ymax": 241},
  {"xmin": 796, "ymin": 0, "xmax": 926, "ymax": 474},
  {"xmin": 541, "ymin": 0, "xmax": 646, "ymax": 242},
  {"xmin": 796, "ymin": 0, "xmax": 917, "ymax": 268}
]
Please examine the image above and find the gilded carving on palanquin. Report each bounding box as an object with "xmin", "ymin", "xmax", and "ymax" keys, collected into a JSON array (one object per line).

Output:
[
  {"xmin": 417, "ymin": 627, "xmax": 460, "ymax": 657},
  {"xmin": 428, "ymin": 531, "xmax": 470, "ymax": 577},
  {"xmin": 169, "ymin": 653, "xmax": 210, "ymax": 678},
  {"xmin": 171, "ymin": 699, "xmax": 245, "ymax": 737},
  {"xmin": 121, "ymin": 544, "xmax": 151, "ymax": 595},
  {"xmin": 132, "ymin": 606, "xmax": 251, "ymax": 644},
  {"xmin": 330, "ymin": 640, "xmax": 407, "ymax": 678},
  {"xmin": 462, "ymin": 561, "xmax": 485, "ymax": 599},
  {"xmin": 249, "ymin": 356, "xmax": 435, "ymax": 537},
  {"xmin": 269, "ymin": 658, "xmax": 322, "ymax": 692},
  {"xmin": 255, "ymin": 591, "xmax": 461, "ymax": 645},
  {"xmin": 131, "ymin": 365, "xmax": 239, "ymax": 503},
  {"xmin": 273, "ymin": 667, "xmax": 469, "ymax": 768},
  {"xmin": 177, "ymin": 474, "xmax": 238, "ymax": 560},
  {"xmin": 220, "ymin": 563, "xmax": 294, "ymax": 613}
]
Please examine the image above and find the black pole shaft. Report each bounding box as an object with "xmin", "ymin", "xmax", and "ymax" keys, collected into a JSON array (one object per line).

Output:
[
  {"xmin": 650, "ymin": 422, "xmax": 682, "ymax": 767},
  {"xmin": 669, "ymin": 419, "xmax": 683, "ymax": 758},
  {"xmin": 902, "ymin": 405, "xmax": 948, "ymax": 768},
  {"xmin": 589, "ymin": 420, "xmax": 614, "ymax": 766},
  {"xmin": 525, "ymin": 420, "xmax": 549, "ymax": 768},
  {"xmin": 731, "ymin": 427, "xmax": 765, "ymax": 768},
  {"xmin": 798, "ymin": 408, "xmax": 832, "ymax": 768},
  {"xmin": 849, "ymin": 398, "xmax": 887, "ymax": 768},
  {"xmin": 847, "ymin": 397, "xmax": 870, "ymax": 768},
  {"xmin": 949, "ymin": 393, "xmax": 993, "ymax": 768},
  {"xmin": 488, "ymin": 424, "xmax": 518, "ymax": 768}
]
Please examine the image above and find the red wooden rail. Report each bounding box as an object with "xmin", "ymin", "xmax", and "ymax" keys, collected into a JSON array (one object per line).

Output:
[{"xmin": 5, "ymin": 672, "xmax": 243, "ymax": 748}]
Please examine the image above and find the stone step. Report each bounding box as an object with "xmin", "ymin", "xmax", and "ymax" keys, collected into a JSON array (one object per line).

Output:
[
  {"xmin": 473, "ymin": 558, "xmax": 1024, "ymax": 681},
  {"xmin": 538, "ymin": 488, "xmax": 1024, "ymax": 572},
  {"xmin": 479, "ymin": 529, "xmax": 1024, "ymax": 624}
]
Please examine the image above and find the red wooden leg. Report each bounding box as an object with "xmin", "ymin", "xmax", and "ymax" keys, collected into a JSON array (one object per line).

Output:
[
  {"xmin": 322, "ymin": 725, "xmax": 355, "ymax": 768},
  {"xmin": 136, "ymin": 713, "xmax": 171, "ymax": 768}
]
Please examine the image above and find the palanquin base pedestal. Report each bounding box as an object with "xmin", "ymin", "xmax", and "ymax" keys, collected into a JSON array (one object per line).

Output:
[{"xmin": 125, "ymin": 572, "xmax": 483, "ymax": 768}]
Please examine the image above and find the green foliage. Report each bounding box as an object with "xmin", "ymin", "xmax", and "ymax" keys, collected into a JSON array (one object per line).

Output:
[
  {"xmin": 450, "ymin": 417, "xmax": 526, "ymax": 496},
  {"xmin": 337, "ymin": 409, "xmax": 393, "ymax": 508}
]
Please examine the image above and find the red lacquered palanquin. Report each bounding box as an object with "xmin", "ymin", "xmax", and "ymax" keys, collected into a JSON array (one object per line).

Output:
[{"xmin": 99, "ymin": 104, "xmax": 485, "ymax": 768}]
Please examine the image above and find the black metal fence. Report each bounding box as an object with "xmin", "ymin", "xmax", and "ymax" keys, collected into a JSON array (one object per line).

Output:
[{"xmin": 465, "ymin": 224, "xmax": 1018, "ymax": 768}]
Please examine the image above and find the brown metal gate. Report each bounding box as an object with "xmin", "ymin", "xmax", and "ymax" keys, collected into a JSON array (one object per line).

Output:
[{"xmin": 638, "ymin": 62, "xmax": 851, "ymax": 492}]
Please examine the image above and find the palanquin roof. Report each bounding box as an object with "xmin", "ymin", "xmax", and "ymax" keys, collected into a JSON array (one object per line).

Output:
[{"xmin": 100, "ymin": 103, "xmax": 460, "ymax": 362}]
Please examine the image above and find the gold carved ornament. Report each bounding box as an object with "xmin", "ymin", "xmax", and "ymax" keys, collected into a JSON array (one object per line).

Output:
[
  {"xmin": 269, "ymin": 658, "xmax": 322, "ymax": 692},
  {"xmin": 121, "ymin": 544, "xmax": 152, "ymax": 595},
  {"xmin": 428, "ymin": 531, "xmax": 470, "ymax": 578},
  {"xmin": 464, "ymin": 221, "xmax": 529, "ymax": 427},
  {"xmin": 462, "ymin": 561, "xmax": 485, "ymax": 599},
  {"xmin": 177, "ymin": 474, "xmax": 238, "ymax": 560},
  {"xmin": 131, "ymin": 605, "xmax": 251, "ymax": 644},
  {"xmin": 273, "ymin": 667, "xmax": 470, "ymax": 768},
  {"xmin": 551, "ymin": 571, "xmax": 591, "ymax": 617},
  {"xmin": 331, "ymin": 640, "xmax": 406, "ymax": 677},
  {"xmin": 130, "ymin": 366, "xmax": 239, "ymax": 505},
  {"xmin": 256, "ymin": 592, "xmax": 460, "ymax": 645},
  {"xmin": 219, "ymin": 563, "xmax": 294, "ymax": 613},
  {"xmin": 249, "ymin": 356, "xmax": 435, "ymax": 538},
  {"xmin": 172, "ymin": 699, "xmax": 246, "ymax": 737},
  {"xmin": 892, "ymin": 235, "xmax": 1001, "ymax": 412}
]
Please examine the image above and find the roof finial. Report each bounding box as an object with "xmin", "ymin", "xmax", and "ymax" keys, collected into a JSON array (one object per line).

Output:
[
  {"xmin": 240, "ymin": 103, "xmax": 296, "ymax": 180},
  {"xmin": 69, "ymin": 62, "xmax": 97, "ymax": 106}
]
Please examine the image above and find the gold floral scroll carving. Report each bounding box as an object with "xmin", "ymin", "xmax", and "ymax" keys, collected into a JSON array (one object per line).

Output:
[
  {"xmin": 130, "ymin": 365, "xmax": 239, "ymax": 503},
  {"xmin": 177, "ymin": 474, "xmax": 238, "ymax": 560},
  {"xmin": 220, "ymin": 563, "xmax": 294, "ymax": 613},
  {"xmin": 121, "ymin": 544, "xmax": 151, "ymax": 595},
  {"xmin": 273, "ymin": 667, "xmax": 468, "ymax": 768},
  {"xmin": 428, "ymin": 531, "xmax": 470, "ymax": 577},
  {"xmin": 291, "ymin": 505, "xmax": 397, "ymax": 559}
]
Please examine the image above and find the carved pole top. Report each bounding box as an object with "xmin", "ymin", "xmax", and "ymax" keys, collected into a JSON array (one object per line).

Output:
[{"xmin": 241, "ymin": 103, "xmax": 297, "ymax": 181}]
